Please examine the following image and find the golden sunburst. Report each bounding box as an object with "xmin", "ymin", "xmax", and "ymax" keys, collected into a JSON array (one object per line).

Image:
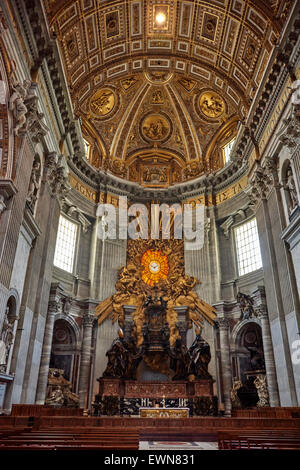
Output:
[{"xmin": 141, "ymin": 249, "xmax": 169, "ymax": 286}]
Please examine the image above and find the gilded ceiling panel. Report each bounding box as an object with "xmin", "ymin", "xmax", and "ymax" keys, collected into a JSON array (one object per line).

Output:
[{"xmin": 44, "ymin": 0, "xmax": 292, "ymax": 185}]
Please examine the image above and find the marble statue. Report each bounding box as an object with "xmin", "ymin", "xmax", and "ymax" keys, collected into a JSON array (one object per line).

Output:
[
  {"xmin": 27, "ymin": 160, "xmax": 41, "ymax": 209},
  {"xmin": 0, "ymin": 310, "xmax": 14, "ymax": 370},
  {"xmin": 9, "ymin": 79, "xmax": 31, "ymax": 135},
  {"xmin": 237, "ymin": 292, "xmax": 255, "ymax": 321},
  {"xmin": 285, "ymin": 166, "xmax": 298, "ymax": 213}
]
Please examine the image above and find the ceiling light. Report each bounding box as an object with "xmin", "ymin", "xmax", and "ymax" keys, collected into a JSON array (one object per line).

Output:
[{"xmin": 155, "ymin": 12, "xmax": 166, "ymax": 25}]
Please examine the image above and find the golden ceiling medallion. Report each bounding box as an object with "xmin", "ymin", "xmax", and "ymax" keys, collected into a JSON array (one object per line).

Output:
[
  {"xmin": 141, "ymin": 250, "xmax": 169, "ymax": 286},
  {"xmin": 89, "ymin": 88, "xmax": 116, "ymax": 117},
  {"xmin": 198, "ymin": 90, "xmax": 225, "ymax": 119},
  {"xmin": 141, "ymin": 113, "xmax": 171, "ymax": 142}
]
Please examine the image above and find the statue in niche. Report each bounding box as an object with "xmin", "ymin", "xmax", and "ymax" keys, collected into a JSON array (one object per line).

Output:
[
  {"xmin": 0, "ymin": 307, "xmax": 15, "ymax": 371},
  {"xmin": 170, "ymin": 337, "xmax": 190, "ymax": 380},
  {"xmin": 236, "ymin": 292, "xmax": 255, "ymax": 321},
  {"xmin": 26, "ymin": 159, "xmax": 41, "ymax": 211},
  {"xmin": 285, "ymin": 165, "xmax": 298, "ymax": 213},
  {"xmin": 188, "ymin": 329, "xmax": 212, "ymax": 379}
]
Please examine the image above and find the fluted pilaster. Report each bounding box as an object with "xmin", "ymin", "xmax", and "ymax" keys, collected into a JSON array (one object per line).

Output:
[
  {"xmin": 78, "ymin": 313, "xmax": 94, "ymax": 408},
  {"xmin": 257, "ymin": 309, "xmax": 280, "ymax": 406},
  {"xmin": 35, "ymin": 300, "xmax": 59, "ymax": 404},
  {"xmin": 217, "ymin": 317, "xmax": 232, "ymax": 416}
]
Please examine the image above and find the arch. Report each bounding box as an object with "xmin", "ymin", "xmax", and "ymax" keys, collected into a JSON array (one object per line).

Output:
[
  {"xmin": 53, "ymin": 312, "xmax": 81, "ymax": 344},
  {"xmin": 49, "ymin": 316, "xmax": 80, "ymax": 390},
  {"xmin": 232, "ymin": 320, "xmax": 265, "ymax": 383},
  {"xmin": 231, "ymin": 317, "xmax": 261, "ymax": 347}
]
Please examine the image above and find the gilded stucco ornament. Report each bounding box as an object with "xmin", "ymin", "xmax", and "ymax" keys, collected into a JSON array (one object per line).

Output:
[
  {"xmin": 141, "ymin": 113, "xmax": 171, "ymax": 142},
  {"xmin": 89, "ymin": 88, "xmax": 116, "ymax": 117},
  {"xmin": 95, "ymin": 240, "xmax": 216, "ymax": 347},
  {"xmin": 198, "ymin": 90, "xmax": 225, "ymax": 120}
]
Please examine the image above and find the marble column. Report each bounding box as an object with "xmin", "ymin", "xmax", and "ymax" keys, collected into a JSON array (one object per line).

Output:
[
  {"xmin": 258, "ymin": 309, "xmax": 280, "ymax": 406},
  {"xmin": 78, "ymin": 313, "xmax": 94, "ymax": 408},
  {"xmin": 35, "ymin": 300, "xmax": 59, "ymax": 404},
  {"xmin": 217, "ymin": 318, "xmax": 232, "ymax": 416}
]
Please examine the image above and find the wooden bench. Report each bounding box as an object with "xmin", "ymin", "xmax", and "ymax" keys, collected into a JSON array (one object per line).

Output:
[
  {"xmin": 0, "ymin": 426, "xmax": 140, "ymax": 450},
  {"xmin": 218, "ymin": 430, "xmax": 300, "ymax": 450}
]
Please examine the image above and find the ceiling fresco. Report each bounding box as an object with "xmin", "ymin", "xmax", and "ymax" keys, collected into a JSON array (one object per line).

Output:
[{"xmin": 45, "ymin": 0, "xmax": 292, "ymax": 186}]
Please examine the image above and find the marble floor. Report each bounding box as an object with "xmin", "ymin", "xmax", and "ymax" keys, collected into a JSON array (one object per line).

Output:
[{"xmin": 139, "ymin": 441, "xmax": 218, "ymax": 450}]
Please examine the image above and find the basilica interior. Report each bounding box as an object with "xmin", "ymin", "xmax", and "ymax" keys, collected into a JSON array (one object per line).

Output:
[{"xmin": 0, "ymin": 0, "xmax": 300, "ymax": 452}]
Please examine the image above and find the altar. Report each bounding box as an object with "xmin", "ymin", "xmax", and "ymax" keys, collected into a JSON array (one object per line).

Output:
[
  {"xmin": 94, "ymin": 294, "xmax": 218, "ymax": 417},
  {"xmin": 140, "ymin": 407, "xmax": 189, "ymax": 418}
]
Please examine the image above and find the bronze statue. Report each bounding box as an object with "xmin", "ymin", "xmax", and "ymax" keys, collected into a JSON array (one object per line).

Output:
[
  {"xmin": 102, "ymin": 337, "xmax": 128, "ymax": 378},
  {"xmin": 102, "ymin": 331, "xmax": 142, "ymax": 380},
  {"xmin": 188, "ymin": 333, "xmax": 212, "ymax": 379},
  {"xmin": 170, "ymin": 338, "xmax": 190, "ymax": 380}
]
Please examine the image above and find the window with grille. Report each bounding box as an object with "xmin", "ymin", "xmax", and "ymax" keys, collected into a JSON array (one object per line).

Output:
[
  {"xmin": 53, "ymin": 215, "xmax": 78, "ymax": 273},
  {"xmin": 235, "ymin": 218, "xmax": 262, "ymax": 276}
]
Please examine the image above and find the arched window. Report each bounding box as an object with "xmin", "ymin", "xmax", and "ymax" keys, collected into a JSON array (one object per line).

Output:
[
  {"xmin": 223, "ymin": 138, "xmax": 236, "ymax": 164},
  {"xmin": 53, "ymin": 215, "xmax": 78, "ymax": 273},
  {"xmin": 234, "ymin": 218, "xmax": 262, "ymax": 276}
]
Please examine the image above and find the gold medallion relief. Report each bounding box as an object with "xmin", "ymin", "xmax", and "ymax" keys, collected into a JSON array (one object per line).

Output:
[
  {"xmin": 89, "ymin": 88, "xmax": 116, "ymax": 117},
  {"xmin": 141, "ymin": 113, "xmax": 171, "ymax": 142},
  {"xmin": 198, "ymin": 91, "xmax": 225, "ymax": 119}
]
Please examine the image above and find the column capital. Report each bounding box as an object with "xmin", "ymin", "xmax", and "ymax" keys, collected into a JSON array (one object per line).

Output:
[
  {"xmin": 82, "ymin": 313, "xmax": 95, "ymax": 327},
  {"xmin": 216, "ymin": 317, "xmax": 230, "ymax": 330},
  {"xmin": 47, "ymin": 300, "xmax": 59, "ymax": 314}
]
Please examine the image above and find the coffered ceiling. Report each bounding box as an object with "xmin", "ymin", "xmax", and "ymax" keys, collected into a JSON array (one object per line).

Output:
[{"xmin": 45, "ymin": 0, "xmax": 292, "ymax": 186}]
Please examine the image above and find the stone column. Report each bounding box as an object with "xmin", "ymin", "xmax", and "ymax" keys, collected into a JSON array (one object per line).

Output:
[
  {"xmin": 257, "ymin": 310, "xmax": 280, "ymax": 406},
  {"xmin": 78, "ymin": 313, "xmax": 94, "ymax": 408},
  {"xmin": 217, "ymin": 318, "xmax": 232, "ymax": 416},
  {"xmin": 35, "ymin": 300, "xmax": 59, "ymax": 404}
]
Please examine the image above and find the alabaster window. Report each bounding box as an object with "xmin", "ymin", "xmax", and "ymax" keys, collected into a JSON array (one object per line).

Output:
[
  {"xmin": 223, "ymin": 138, "xmax": 236, "ymax": 164},
  {"xmin": 54, "ymin": 215, "xmax": 78, "ymax": 273},
  {"xmin": 235, "ymin": 218, "xmax": 262, "ymax": 276}
]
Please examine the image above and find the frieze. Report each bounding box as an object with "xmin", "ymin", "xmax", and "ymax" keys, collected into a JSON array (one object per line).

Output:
[{"xmin": 69, "ymin": 173, "xmax": 97, "ymax": 202}]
